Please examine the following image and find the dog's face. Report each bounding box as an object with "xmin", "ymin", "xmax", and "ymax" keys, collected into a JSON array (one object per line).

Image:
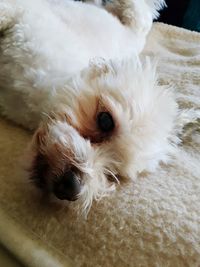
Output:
[{"xmin": 28, "ymin": 59, "xmax": 177, "ymax": 212}]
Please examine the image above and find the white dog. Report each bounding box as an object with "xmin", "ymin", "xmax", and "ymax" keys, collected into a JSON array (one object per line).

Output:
[{"xmin": 0, "ymin": 0, "xmax": 177, "ymax": 212}]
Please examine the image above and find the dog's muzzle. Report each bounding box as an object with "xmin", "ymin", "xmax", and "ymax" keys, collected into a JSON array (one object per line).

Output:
[{"xmin": 53, "ymin": 170, "xmax": 81, "ymax": 201}]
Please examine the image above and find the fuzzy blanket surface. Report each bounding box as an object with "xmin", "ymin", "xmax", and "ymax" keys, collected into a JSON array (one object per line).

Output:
[{"xmin": 0, "ymin": 23, "xmax": 200, "ymax": 267}]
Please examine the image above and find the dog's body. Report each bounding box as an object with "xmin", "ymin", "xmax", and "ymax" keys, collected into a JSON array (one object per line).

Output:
[
  {"xmin": 0, "ymin": 0, "xmax": 177, "ymax": 212},
  {"xmin": 0, "ymin": 0, "xmax": 162, "ymax": 129}
]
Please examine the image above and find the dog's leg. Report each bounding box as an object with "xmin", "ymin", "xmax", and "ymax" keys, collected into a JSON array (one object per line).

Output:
[
  {"xmin": 105, "ymin": 0, "xmax": 153, "ymax": 35},
  {"xmin": 104, "ymin": 0, "xmax": 165, "ymax": 35}
]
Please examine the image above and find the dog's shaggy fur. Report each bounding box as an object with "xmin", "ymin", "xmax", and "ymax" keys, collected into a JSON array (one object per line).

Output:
[{"xmin": 0, "ymin": 0, "xmax": 177, "ymax": 212}]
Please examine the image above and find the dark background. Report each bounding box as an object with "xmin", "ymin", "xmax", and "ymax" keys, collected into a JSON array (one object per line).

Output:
[
  {"xmin": 157, "ymin": 0, "xmax": 200, "ymax": 32},
  {"xmin": 157, "ymin": 0, "xmax": 189, "ymax": 27}
]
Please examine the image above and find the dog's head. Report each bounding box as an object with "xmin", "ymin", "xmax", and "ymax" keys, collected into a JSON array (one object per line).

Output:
[{"xmin": 28, "ymin": 58, "xmax": 178, "ymax": 212}]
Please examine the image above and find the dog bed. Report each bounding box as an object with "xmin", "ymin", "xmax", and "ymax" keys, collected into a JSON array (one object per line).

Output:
[{"xmin": 0, "ymin": 23, "xmax": 200, "ymax": 267}]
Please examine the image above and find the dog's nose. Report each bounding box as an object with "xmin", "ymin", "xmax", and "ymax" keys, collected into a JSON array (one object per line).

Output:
[{"xmin": 53, "ymin": 170, "xmax": 81, "ymax": 201}]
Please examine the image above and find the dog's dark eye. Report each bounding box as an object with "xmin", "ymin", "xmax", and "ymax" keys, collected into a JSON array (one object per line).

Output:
[{"xmin": 97, "ymin": 112, "xmax": 115, "ymax": 132}]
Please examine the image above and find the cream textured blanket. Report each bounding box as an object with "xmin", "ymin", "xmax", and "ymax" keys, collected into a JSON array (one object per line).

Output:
[{"xmin": 0, "ymin": 23, "xmax": 200, "ymax": 267}]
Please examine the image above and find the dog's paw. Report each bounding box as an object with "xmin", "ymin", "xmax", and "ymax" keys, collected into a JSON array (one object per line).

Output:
[
  {"xmin": 76, "ymin": 0, "xmax": 100, "ymax": 5},
  {"xmin": 145, "ymin": 0, "xmax": 166, "ymax": 19},
  {"xmin": 78, "ymin": 0, "xmax": 112, "ymax": 6}
]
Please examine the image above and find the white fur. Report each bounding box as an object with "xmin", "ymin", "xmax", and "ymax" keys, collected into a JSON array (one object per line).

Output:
[{"xmin": 0, "ymin": 0, "xmax": 174, "ymax": 213}]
